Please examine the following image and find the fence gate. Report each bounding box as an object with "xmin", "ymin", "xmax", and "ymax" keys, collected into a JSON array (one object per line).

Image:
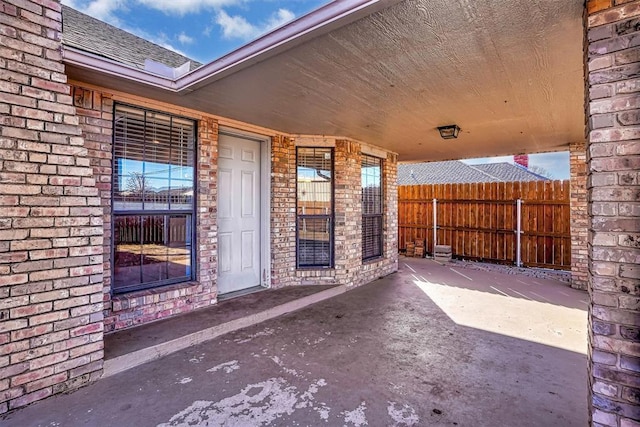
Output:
[{"xmin": 398, "ymin": 180, "xmax": 571, "ymax": 270}]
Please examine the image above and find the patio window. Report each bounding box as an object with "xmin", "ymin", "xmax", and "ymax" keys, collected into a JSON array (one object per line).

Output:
[
  {"xmin": 296, "ymin": 147, "xmax": 334, "ymax": 268},
  {"xmin": 112, "ymin": 104, "xmax": 196, "ymax": 293},
  {"xmin": 362, "ymin": 155, "xmax": 383, "ymax": 260}
]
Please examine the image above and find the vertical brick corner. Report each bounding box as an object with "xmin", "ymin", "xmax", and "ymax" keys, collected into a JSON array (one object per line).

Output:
[
  {"xmin": 570, "ymin": 141, "xmax": 589, "ymax": 290},
  {"xmin": 0, "ymin": 0, "xmax": 104, "ymax": 414},
  {"xmin": 587, "ymin": 1, "xmax": 640, "ymax": 425}
]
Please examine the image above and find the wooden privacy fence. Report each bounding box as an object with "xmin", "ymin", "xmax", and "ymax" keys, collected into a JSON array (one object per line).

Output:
[{"xmin": 398, "ymin": 180, "xmax": 571, "ymax": 270}]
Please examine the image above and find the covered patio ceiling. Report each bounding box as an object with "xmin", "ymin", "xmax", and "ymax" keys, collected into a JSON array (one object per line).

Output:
[{"xmin": 64, "ymin": 0, "xmax": 586, "ymax": 162}]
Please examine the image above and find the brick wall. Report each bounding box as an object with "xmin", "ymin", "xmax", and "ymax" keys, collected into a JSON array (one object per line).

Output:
[
  {"xmin": 71, "ymin": 85, "xmax": 220, "ymax": 332},
  {"xmin": 270, "ymin": 136, "xmax": 398, "ymax": 288},
  {"xmin": 270, "ymin": 135, "xmax": 296, "ymax": 287},
  {"xmin": 334, "ymin": 139, "xmax": 363, "ymax": 286},
  {"xmin": 0, "ymin": 0, "xmax": 104, "ymax": 413},
  {"xmin": 570, "ymin": 141, "xmax": 589, "ymax": 290},
  {"xmin": 69, "ymin": 84, "xmax": 398, "ymax": 333},
  {"xmin": 0, "ymin": 0, "xmax": 398, "ymax": 412},
  {"xmin": 586, "ymin": 0, "xmax": 640, "ymax": 425},
  {"xmin": 360, "ymin": 151, "xmax": 399, "ymax": 285}
]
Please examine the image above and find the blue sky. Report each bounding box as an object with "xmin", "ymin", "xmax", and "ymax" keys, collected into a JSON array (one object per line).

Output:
[
  {"xmin": 62, "ymin": 0, "xmax": 328, "ymax": 63},
  {"xmin": 463, "ymin": 152, "xmax": 570, "ymax": 180}
]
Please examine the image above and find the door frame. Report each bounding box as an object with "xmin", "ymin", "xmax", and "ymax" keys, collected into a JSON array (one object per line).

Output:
[{"xmin": 218, "ymin": 126, "xmax": 271, "ymax": 289}]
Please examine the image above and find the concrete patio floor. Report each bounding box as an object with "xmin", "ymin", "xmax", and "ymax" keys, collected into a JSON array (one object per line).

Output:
[{"xmin": 3, "ymin": 258, "xmax": 588, "ymax": 426}]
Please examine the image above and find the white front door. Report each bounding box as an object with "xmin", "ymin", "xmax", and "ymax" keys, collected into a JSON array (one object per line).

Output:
[{"xmin": 217, "ymin": 133, "xmax": 261, "ymax": 294}]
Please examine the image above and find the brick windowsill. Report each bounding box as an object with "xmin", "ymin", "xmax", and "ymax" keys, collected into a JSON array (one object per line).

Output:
[
  {"xmin": 295, "ymin": 269, "xmax": 336, "ymax": 278},
  {"xmin": 110, "ymin": 280, "xmax": 201, "ymax": 311}
]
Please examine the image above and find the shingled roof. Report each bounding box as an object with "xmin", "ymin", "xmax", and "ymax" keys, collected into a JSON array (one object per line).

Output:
[
  {"xmin": 397, "ymin": 160, "xmax": 547, "ymax": 185},
  {"xmin": 472, "ymin": 162, "xmax": 548, "ymax": 182},
  {"xmin": 61, "ymin": 5, "xmax": 202, "ymax": 72}
]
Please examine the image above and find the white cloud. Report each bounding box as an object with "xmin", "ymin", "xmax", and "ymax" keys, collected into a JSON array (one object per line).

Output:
[
  {"xmin": 215, "ymin": 10, "xmax": 258, "ymax": 40},
  {"xmin": 215, "ymin": 8, "xmax": 296, "ymax": 41},
  {"xmin": 177, "ymin": 32, "xmax": 195, "ymax": 45},
  {"xmin": 61, "ymin": 0, "xmax": 126, "ymax": 25},
  {"xmin": 267, "ymin": 8, "xmax": 296, "ymax": 30},
  {"xmin": 64, "ymin": 0, "xmax": 241, "ymax": 19},
  {"xmin": 136, "ymin": 0, "xmax": 240, "ymax": 16}
]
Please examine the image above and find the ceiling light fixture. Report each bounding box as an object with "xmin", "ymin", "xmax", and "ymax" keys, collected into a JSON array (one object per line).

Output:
[{"xmin": 437, "ymin": 124, "xmax": 461, "ymax": 139}]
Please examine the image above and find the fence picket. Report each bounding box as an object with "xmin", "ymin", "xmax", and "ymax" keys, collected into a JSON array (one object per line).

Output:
[{"xmin": 398, "ymin": 180, "xmax": 571, "ymax": 270}]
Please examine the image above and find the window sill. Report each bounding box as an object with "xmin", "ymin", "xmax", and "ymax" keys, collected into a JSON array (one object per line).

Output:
[
  {"xmin": 363, "ymin": 256, "xmax": 385, "ymax": 265},
  {"xmin": 110, "ymin": 280, "xmax": 200, "ymax": 311},
  {"xmin": 295, "ymin": 269, "xmax": 336, "ymax": 278}
]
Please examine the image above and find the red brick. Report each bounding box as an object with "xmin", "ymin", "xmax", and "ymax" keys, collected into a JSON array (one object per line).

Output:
[
  {"xmin": 29, "ymin": 330, "xmax": 68, "ymax": 348},
  {"xmin": 53, "ymin": 296, "xmax": 88, "ymax": 310},
  {"xmin": 10, "ymin": 324, "xmax": 52, "ymax": 341},
  {"xmin": 1, "ymin": 386, "xmax": 24, "ymax": 404},
  {"xmin": 69, "ymin": 342, "xmax": 102, "ymax": 359},
  {"xmin": 10, "ymin": 344, "xmax": 53, "ymax": 364},
  {"xmin": 53, "ymin": 315, "xmax": 89, "ymax": 332},
  {"xmin": 24, "ymin": 371, "xmax": 66, "ymax": 393},
  {"xmin": 28, "ymin": 248, "xmax": 68, "ymax": 260},
  {"xmin": 12, "ymin": 259, "xmax": 53, "ymax": 274},
  {"xmin": 9, "ymin": 302, "xmax": 51, "ymax": 318},
  {"xmin": 0, "ymin": 251, "xmax": 28, "ymax": 263},
  {"xmin": 29, "ymin": 310, "xmax": 69, "ymax": 326},
  {"xmin": 0, "ymin": 274, "xmax": 28, "ymax": 287},
  {"xmin": 0, "ymin": 2, "xmax": 18, "ymax": 15},
  {"xmin": 29, "ymin": 268, "xmax": 68, "ymax": 282},
  {"xmin": 28, "ymin": 351, "xmax": 68, "ymax": 371},
  {"xmin": 52, "ymin": 355, "xmax": 89, "ymax": 374},
  {"xmin": 0, "ymin": 341, "xmax": 29, "ymax": 358},
  {"xmin": 8, "ymin": 387, "xmax": 51, "ymax": 409},
  {"xmin": 70, "ymin": 322, "xmax": 103, "ymax": 338},
  {"xmin": 29, "ymin": 289, "xmax": 68, "ymax": 304},
  {"xmin": 53, "ymin": 335, "xmax": 89, "ymax": 352},
  {"xmin": 0, "ymin": 362, "xmax": 28, "ymax": 381}
]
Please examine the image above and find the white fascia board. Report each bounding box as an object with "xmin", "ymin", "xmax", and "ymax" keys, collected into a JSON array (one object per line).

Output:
[
  {"xmin": 62, "ymin": 0, "xmax": 399, "ymax": 94},
  {"xmin": 63, "ymin": 47, "xmax": 179, "ymax": 91}
]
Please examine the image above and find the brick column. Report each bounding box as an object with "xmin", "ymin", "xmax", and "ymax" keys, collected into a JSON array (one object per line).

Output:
[
  {"xmin": 383, "ymin": 152, "xmax": 399, "ymax": 270},
  {"xmin": 586, "ymin": 1, "xmax": 640, "ymax": 425},
  {"xmin": 334, "ymin": 139, "xmax": 362, "ymax": 286},
  {"xmin": 270, "ymin": 135, "xmax": 296, "ymax": 288},
  {"xmin": 0, "ymin": 0, "xmax": 104, "ymax": 413},
  {"xmin": 570, "ymin": 141, "xmax": 589, "ymax": 290},
  {"xmin": 195, "ymin": 117, "xmax": 218, "ymax": 306}
]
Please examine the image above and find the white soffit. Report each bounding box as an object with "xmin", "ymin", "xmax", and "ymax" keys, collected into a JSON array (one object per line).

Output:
[{"xmin": 65, "ymin": 0, "xmax": 585, "ymax": 162}]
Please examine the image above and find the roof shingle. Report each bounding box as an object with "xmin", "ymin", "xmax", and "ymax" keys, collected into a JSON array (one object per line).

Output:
[
  {"xmin": 397, "ymin": 161, "xmax": 547, "ymax": 185},
  {"xmin": 61, "ymin": 5, "xmax": 202, "ymax": 72}
]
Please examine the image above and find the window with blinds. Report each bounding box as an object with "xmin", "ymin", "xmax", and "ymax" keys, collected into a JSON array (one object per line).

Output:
[
  {"xmin": 112, "ymin": 104, "xmax": 196, "ymax": 293},
  {"xmin": 362, "ymin": 155, "xmax": 383, "ymax": 260},
  {"xmin": 296, "ymin": 147, "xmax": 333, "ymax": 268}
]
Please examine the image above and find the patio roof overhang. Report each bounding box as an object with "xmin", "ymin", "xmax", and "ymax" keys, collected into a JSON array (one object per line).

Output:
[{"xmin": 63, "ymin": 0, "xmax": 585, "ymax": 162}]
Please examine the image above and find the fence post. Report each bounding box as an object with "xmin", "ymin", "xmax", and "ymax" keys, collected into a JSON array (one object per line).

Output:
[
  {"xmin": 516, "ymin": 198, "xmax": 522, "ymax": 267},
  {"xmin": 433, "ymin": 198, "xmax": 437, "ymax": 256}
]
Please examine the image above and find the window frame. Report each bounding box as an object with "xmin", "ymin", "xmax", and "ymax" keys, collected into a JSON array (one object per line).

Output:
[
  {"xmin": 111, "ymin": 103, "xmax": 197, "ymax": 294},
  {"xmin": 361, "ymin": 154, "xmax": 384, "ymax": 261},
  {"xmin": 295, "ymin": 147, "xmax": 335, "ymax": 269}
]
